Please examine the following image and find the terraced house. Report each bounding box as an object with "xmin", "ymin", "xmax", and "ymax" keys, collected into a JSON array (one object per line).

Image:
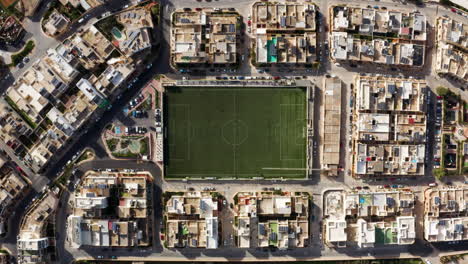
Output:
[
  {"xmin": 324, "ymin": 189, "xmax": 416, "ymax": 248},
  {"xmin": 235, "ymin": 191, "xmax": 310, "ymax": 249},
  {"xmin": 352, "ymin": 75, "xmax": 427, "ymax": 178},
  {"xmin": 424, "ymin": 187, "xmax": 468, "ymax": 242},
  {"xmin": 252, "ymin": 1, "xmax": 317, "ymax": 64},
  {"xmin": 171, "ymin": 8, "xmax": 240, "ymax": 65},
  {"xmin": 435, "ymin": 17, "xmax": 467, "ymax": 84},
  {"xmin": 164, "ymin": 191, "xmax": 219, "ymax": 248},
  {"xmin": 330, "ymin": 6, "xmax": 426, "ymax": 67},
  {"xmin": 67, "ymin": 172, "xmax": 151, "ymax": 248}
]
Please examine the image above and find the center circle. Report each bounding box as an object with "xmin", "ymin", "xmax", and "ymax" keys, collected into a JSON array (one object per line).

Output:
[{"xmin": 222, "ymin": 119, "xmax": 248, "ymax": 146}]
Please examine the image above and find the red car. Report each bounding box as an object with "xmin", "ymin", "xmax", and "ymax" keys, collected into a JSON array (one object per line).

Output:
[
  {"xmin": 248, "ymin": 20, "xmax": 251, "ymax": 26},
  {"xmin": 451, "ymin": 8, "xmax": 457, "ymax": 12},
  {"xmin": 16, "ymin": 166, "xmax": 26, "ymax": 176}
]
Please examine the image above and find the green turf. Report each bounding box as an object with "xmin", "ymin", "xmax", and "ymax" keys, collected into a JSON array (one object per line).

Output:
[
  {"xmin": 164, "ymin": 86, "xmax": 307, "ymax": 179},
  {"xmin": 376, "ymin": 228, "xmax": 384, "ymax": 244}
]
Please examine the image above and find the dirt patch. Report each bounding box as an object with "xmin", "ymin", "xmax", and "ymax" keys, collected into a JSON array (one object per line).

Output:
[
  {"xmin": 0, "ymin": 0, "xmax": 16, "ymax": 8},
  {"xmin": 19, "ymin": 0, "xmax": 42, "ymax": 16}
]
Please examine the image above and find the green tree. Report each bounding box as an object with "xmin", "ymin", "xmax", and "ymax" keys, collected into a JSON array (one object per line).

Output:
[
  {"xmin": 433, "ymin": 168, "xmax": 446, "ymax": 179},
  {"xmin": 436, "ymin": 86, "xmax": 450, "ymax": 97},
  {"xmin": 151, "ymin": 5, "xmax": 160, "ymax": 24}
]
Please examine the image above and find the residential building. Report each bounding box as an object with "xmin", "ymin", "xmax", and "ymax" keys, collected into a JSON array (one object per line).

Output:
[
  {"xmin": 252, "ymin": 2, "xmax": 317, "ymax": 64},
  {"xmin": 6, "ymin": 47, "xmax": 80, "ymax": 124},
  {"xmin": 235, "ymin": 191, "xmax": 309, "ymax": 249},
  {"xmin": 76, "ymin": 78, "xmax": 108, "ymax": 106},
  {"xmin": 324, "ymin": 189, "xmax": 416, "ymax": 248},
  {"xmin": 60, "ymin": 25, "xmax": 116, "ymax": 70},
  {"xmin": 353, "ymin": 75, "xmax": 427, "ymax": 177},
  {"xmin": 331, "ymin": 33, "xmax": 425, "ymax": 66},
  {"xmin": 89, "ymin": 62, "xmax": 134, "ymax": 95},
  {"xmin": 424, "ymin": 187, "xmax": 468, "ymax": 242},
  {"xmin": 17, "ymin": 190, "xmax": 59, "ymax": 264},
  {"xmin": 60, "ymin": 27, "xmax": 134, "ymax": 95},
  {"xmin": 330, "ymin": 6, "xmax": 426, "ymax": 66},
  {"xmin": 165, "ymin": 191, "xmax": 219, "ymax": 248},
  {"xmin": 252, "ymin": 2, "xmax": 316, "ymax": 31},
  {"xmin": 44, "ymin": 10, "xmax": 70, "ymax": 35},
  {"xmin": 354, "ymin": 143, "xmax": 425, "ymax": 176},
  {"xmin": 116, "ymin": 7, "xmax": 154, "ymax": 57},
  {"xmin": 256, "ymin": 32, "xmax": 317, "ymax": 64},
  {"xmin": 435, "ymin": 17, "xmax": 467, "ymax": 83},
  {"xmin": 67, "ymin": 171, "xmax": 151, "ymax": 248},
  {"xmin": 356, "ymin": 216, "xmax": 416, "ymax": 247},
  {"xmin": 0, "ymin": 98, "xmax": 35, "ymax": 155},
  {"xmin": 0, "ymin": 172, "xmax": 28, "ymax": 234},
  {"xmin": 171, "ymin": 9, "xmax": 239, "ymax": 65}
]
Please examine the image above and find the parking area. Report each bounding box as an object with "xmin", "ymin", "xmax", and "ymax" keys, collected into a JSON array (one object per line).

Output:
[{"xmin": 103, "ymin": 80, "xmax": 163, "ymax": 162}]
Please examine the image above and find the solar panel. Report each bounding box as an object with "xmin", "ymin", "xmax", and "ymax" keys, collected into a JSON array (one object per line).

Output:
[
  {"xmin": 259, "ymin": 224, "xmax": 266, "ymax": 235},
  {"xmin": 269, "ymin": 232, "xmax": 277, "ymax": 241}
]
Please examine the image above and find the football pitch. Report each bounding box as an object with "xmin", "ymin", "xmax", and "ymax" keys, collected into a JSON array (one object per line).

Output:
[{"xmin": 164, "ymin": 86, "xmax": 307, "ymax": 179}]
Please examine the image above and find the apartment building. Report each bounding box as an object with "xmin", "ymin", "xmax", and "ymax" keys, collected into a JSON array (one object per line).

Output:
[
  {"xmin": 353, "ymin": 75, "xmax": 427, "ymax": 177},
  {"xmin": 44, "ymin": 10, "xmax": 70, "ymax": 36},
  {"xmin": 6, "ymin": 48, "xmax": 79, "ymax": 124},
  {"xmin": 424, "ymin": 187, "xmax": 468, "ymax": 242},
  {"xmin": 0, "ymin": 98, "xmax": 35, "ymax": 155},
  {"xmin": 60, "ymin": 32, "xmax": 135, "ymax": 96},
  {"xmin": 331, "ymin": 6, "xmax": 426, "ymax": 66},
  {"xmin": 435, "ymin": 17, "xmax": 467, "ymax": 83},
  {"xmin": 0, "ymin": 171, "xmax": 28, "ymax": 234},
  {"xmin": 165, "ymin": 191, "xmax": 219, "ymax": 248},
  {"xmin": 324, "ymin": 189, "xmax": 415, "ymax": 248},
  {"xmin": 67, "ymin": 172, "xmax": 151, "ymax": 248},
  {"xmin": 252, "ymin": 2, "xmax": 317, "ymax": 64},
  {"xmin": 171, "ymin": 9, "xmax": 239, "ymax": 65},
  {"xmin": 235, "ymin": 191, "xmax": 309, "ymax": 249},
  {"xmin": 116, "ymin": 7, "xmax": 154, "ymax": 57},
  {"xmin": 17, "ymin": 190, "xmax": 59, "ymax": 264}
]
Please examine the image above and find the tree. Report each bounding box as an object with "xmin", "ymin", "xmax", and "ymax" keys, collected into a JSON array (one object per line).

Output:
[
  {"xmin": 436, "ymin": 86, "xmax": 450, "ymax": 97},
  {"xmin": 433, "ymin": 168, "xmax": 446, "ymax": 179},
  {"xmin": 151, "ymin": 5, "xmax": 160, "ymax": 24},
  {"xmin": 440, "ymin": 0, "xmax": 453, "ymax": 6}
]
